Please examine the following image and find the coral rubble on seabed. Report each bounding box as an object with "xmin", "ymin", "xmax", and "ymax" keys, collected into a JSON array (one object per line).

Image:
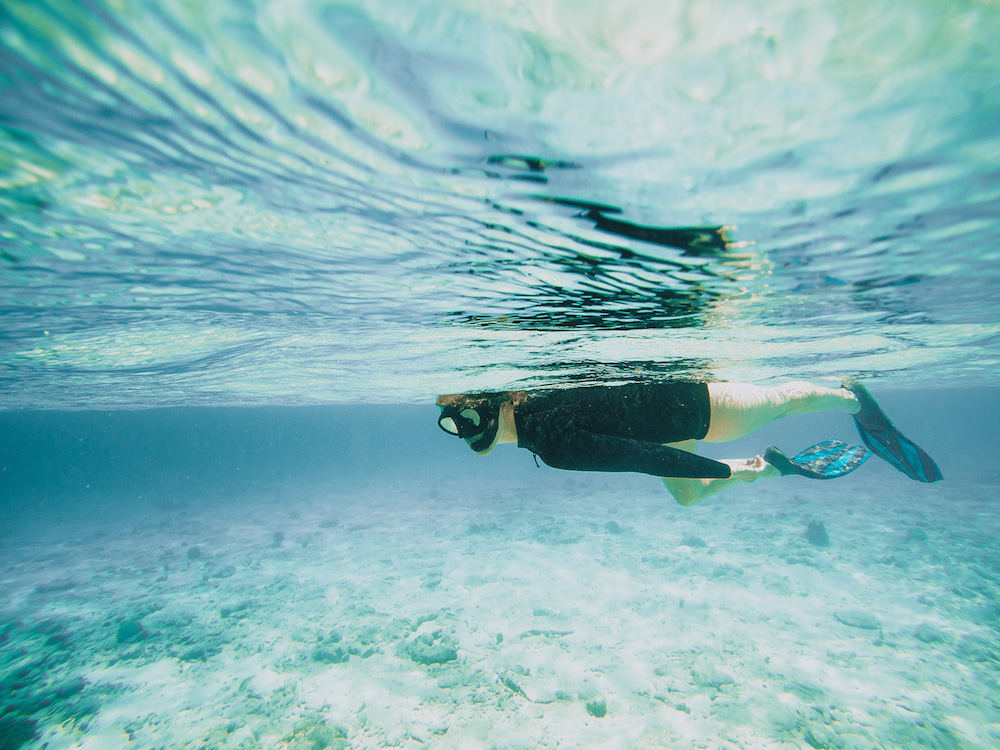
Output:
[{"xmin": 1, "ymin": 476, "xmax": 998, "ymax": 749}]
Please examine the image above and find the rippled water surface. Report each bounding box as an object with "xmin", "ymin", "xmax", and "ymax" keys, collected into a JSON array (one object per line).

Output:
[{"xmin": 2, "ymin": 0, "xmax": 999, "ymax": 406}]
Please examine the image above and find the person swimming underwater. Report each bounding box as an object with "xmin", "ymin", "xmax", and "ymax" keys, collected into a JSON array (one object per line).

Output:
[{"xmin": 436, "ymin": 380, "xmax": 942, "ymax": 506}]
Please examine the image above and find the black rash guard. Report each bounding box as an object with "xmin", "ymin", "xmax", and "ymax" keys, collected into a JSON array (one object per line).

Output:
[{"xmin": 514, "ymin": 382, "xmax": 731, "ymax": 479}]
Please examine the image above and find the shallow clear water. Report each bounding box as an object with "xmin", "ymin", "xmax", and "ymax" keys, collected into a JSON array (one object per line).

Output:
[
  {"xmin": 2, "ymin": 0, "xmax": 999, "ymax": 406},
  {"xmin": 2, "ymin": 394, "xmax": 1000, "ymax": 749},
  {"xmin": 2, "ymin": 1, "xmax": 1000, "ymax": 749}
]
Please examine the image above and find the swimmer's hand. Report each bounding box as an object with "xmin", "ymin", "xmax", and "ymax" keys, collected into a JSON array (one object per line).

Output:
[{"xmin": 727, "ymin": 455, "xmax": 781, "ymax": 482}]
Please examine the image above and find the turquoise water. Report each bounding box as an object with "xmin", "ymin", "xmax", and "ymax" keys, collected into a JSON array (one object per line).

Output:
[
  {"xmin": 2, "ymin": 0, "xmax": 999, "ymax": 406},
  {"xmin": 2, "ymin": 1, "xmax": 1000, "ymax": 748}
]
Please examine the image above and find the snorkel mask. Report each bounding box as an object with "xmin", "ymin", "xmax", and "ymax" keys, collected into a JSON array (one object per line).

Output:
[{"xmin": 437, "ymin": 395, "xmax": 504, "ymax": 453}]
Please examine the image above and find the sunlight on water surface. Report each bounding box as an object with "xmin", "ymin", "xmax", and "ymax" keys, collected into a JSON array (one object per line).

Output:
[{"xmin": 1, "ymin": 0, "xmax": 999, "ymax": 405}]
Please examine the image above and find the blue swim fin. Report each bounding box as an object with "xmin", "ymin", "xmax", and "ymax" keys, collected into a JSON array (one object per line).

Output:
[
  {"xmin": 765, "ymin": 439, "xmax": 870, "ymax": 480},
  {"xmin": 844, "ymin": 379, "xmax": 943, "ymax": 483}
]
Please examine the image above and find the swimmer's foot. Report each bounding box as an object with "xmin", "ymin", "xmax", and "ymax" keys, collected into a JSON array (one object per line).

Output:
[
  {"xmin": 764, "ymin": 440, "xmax": 870, "ymax": 480},
  {"xmin": 843, "ymin": 379, "xmax": 943, "ymax": 483}
]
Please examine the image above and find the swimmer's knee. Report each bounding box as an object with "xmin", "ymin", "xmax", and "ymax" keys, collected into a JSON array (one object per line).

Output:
[{"xmin": 663, "ymin": 478, "xmax": 703, "ymax": 507}]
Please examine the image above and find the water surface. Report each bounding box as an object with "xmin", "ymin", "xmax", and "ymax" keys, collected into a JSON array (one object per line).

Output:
[{"xmin": 2, "ymin": 0, "xmax": 998, "ymax": 406}]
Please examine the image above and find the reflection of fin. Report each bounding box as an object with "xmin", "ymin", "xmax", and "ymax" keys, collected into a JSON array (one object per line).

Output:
[
  {"xmin": 844, "ymin": 379, "xmax": 943, "ymax": 483},
  {"xmin": 765, "ymin": 440, "xmax": 870, "ymax": 480},
  {"xmin": 486, "ymin": 154, "xmax": 579, "ymax": 172},
  {"xmin": 535, "ymin": 197, "xmax": 734, "ymax": 255}
]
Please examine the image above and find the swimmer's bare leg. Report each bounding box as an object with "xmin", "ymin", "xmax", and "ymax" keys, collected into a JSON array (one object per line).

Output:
[
  {"xmin": 703, "ymin": 382, "xmax": 860, "ymax": 444},
  {"xmin": 660, "ymin": 439, "xmax": 780, "ymax": 506}
]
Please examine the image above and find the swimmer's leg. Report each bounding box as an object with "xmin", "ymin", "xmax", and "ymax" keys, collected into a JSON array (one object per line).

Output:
[
  {"xmin": 661, "ymin": 439, "xmax": 781, "ymax": 507},
  {"xmin": 703, "ymin": 382, "xmax": 859, "ymax": 444}
]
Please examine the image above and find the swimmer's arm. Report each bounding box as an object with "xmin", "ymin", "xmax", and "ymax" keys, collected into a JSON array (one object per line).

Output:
[
  {"xmin": 661, "ymin": 440, "xmax": 776, "ymax": 506},
  {"xmin": 532, "ymin": 430, "xmax": 731, "ymax": 479}
]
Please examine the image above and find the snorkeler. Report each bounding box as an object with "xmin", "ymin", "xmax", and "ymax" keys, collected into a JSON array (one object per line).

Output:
[{"xmin": 436, "ymin": 380, "xmax": 942, "ymax": 506}]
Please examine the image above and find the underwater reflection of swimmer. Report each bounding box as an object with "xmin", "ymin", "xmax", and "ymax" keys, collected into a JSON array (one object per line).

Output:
[{"xmin": 436, "ymin": 380, "xmax": 942, "ymax": 506}]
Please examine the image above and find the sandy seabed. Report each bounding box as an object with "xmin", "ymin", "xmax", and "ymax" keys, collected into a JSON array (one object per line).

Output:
[{"xmin": 2, "ymin": 473, "xmax": 999, "ymax": 749}]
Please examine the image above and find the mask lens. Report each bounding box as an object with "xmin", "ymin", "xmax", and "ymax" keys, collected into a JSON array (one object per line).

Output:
[
  {"xmin": 459, "ymin": 408, "xmax": 481, "ymax": 427},
  {"xmin": 438, "ymin": 416, "xmax": 459, "ymax": 435}
]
